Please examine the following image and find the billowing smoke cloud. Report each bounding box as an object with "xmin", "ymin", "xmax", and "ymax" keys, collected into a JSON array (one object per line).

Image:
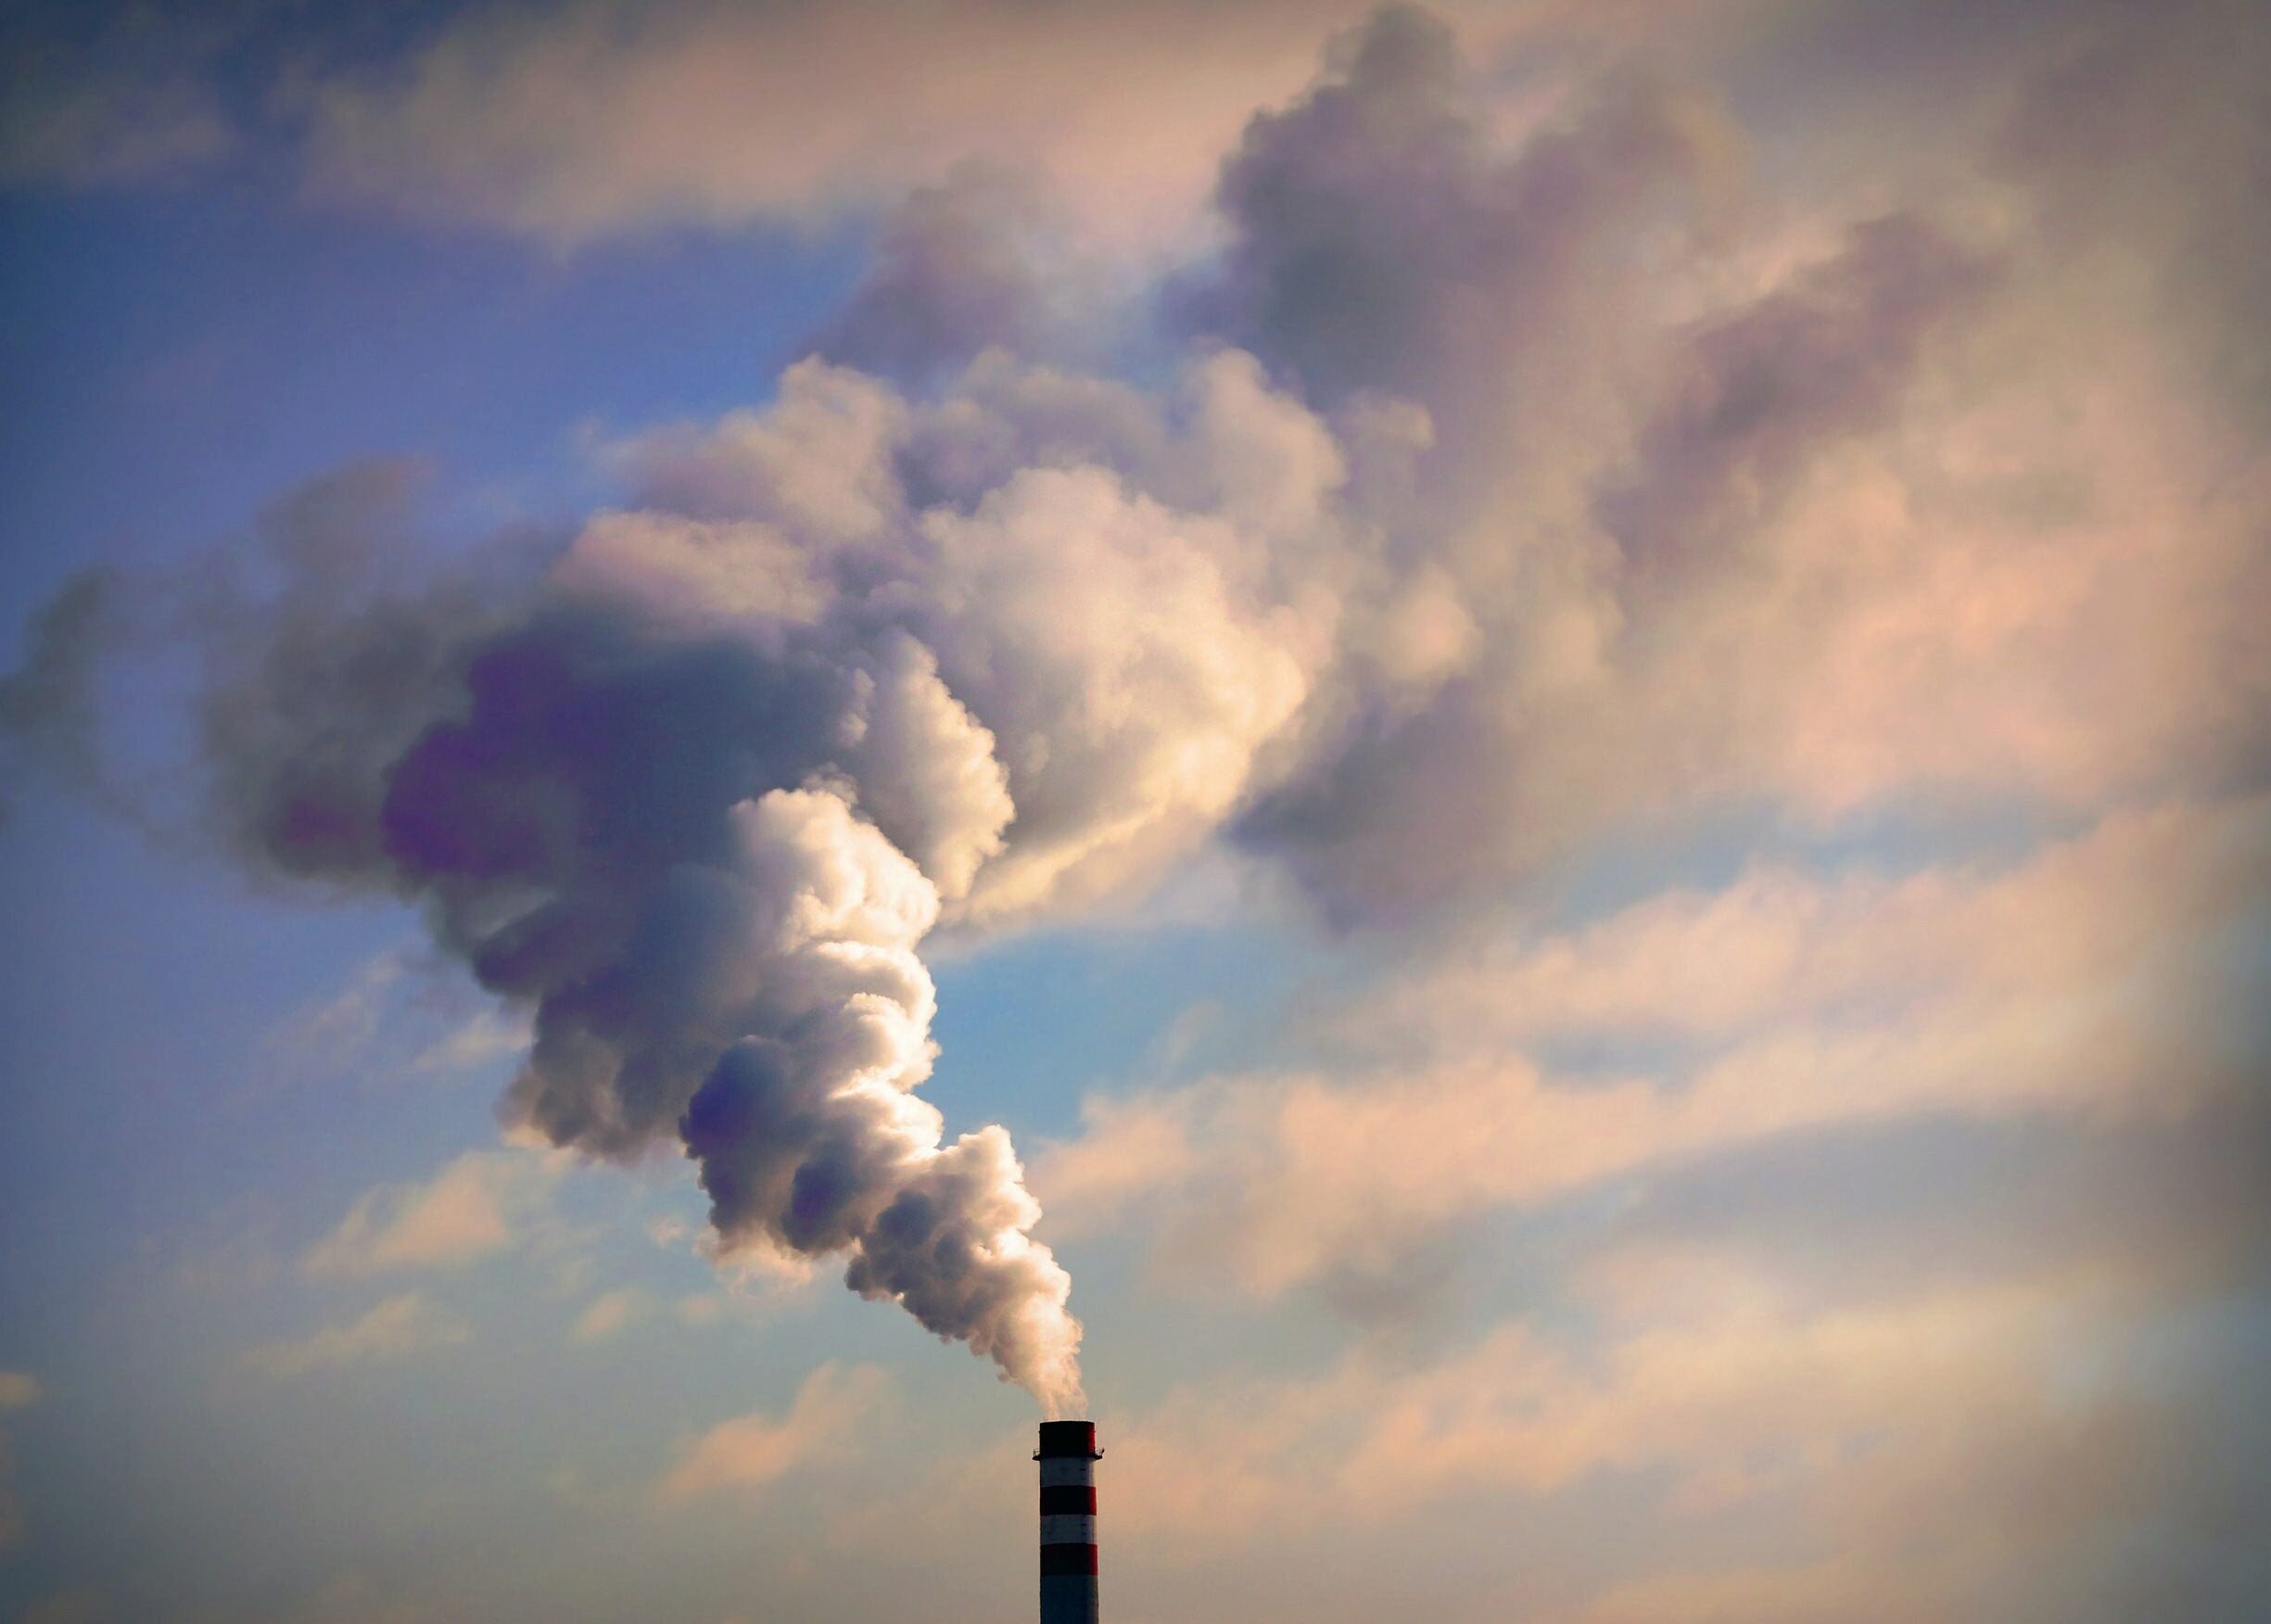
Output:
[{"xmin": 137, "ymin": 334, "xmax": 1363, "ymax": 1412}]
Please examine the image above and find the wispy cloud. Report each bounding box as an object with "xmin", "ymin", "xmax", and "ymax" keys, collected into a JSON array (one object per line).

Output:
[
  {"xmin": 0, "ymin": 9, "xmax": 237, "ymax": 188},
  {"xmin": 1038, "ymin": 795, "xmax": 2268, "ymax": 1297},
  {"xmin": 1095, "ymin": 1265, "xmax": 2113, "ymax": 1543},
  {"xmin": 304, "ymin": 1150, "xmax": 558, "ymax": 1277},
  {"xmin": 656, "ymin": 1364, "xmax": 888, "ymax": 1503},
  {"xmin": 242, "ymin": 1293, "xmax": 471, "ymax": 1377},
  {"xmin": 0, "ymin": 1369, "xmax": 40, "ymax": 1552},
  {"xmin": 287, "ymin": 0, "xmax": 1559, "ymax": 246},
  {"xmin": 247, "ymin": 950, "xmax": 532, "ymax": 1099},
  {"xmin": 568, "ymin": 1288, "xmax": 646, "ymax": 1343},
  {"xmin": 248, "ymin": 952, "xmax": 408, "ymax": 1096},
  {"xmin": 406, "ymin": 1006, "xmax": 534, "ymax": 1076}
]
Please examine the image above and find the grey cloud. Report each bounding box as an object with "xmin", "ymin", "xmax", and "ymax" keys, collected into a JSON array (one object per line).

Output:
[
  {"xmin": 1172, "ymin": 8, "xmax": 1753, "ymax": 920},
  {"xmin": 1181, "ymin": 6, "xmax": 1722, "ymax": 484},
  {"xmin": 1599, "ymin": 210, "xmax": 1998, "ymax": 575},
  {"xmin": 1179, "ymin": 4, "xmax": 1483, "ymax": 407},
  {"xmin": 0, "ymin": 6, "xmax": 237, "ymax": 187},
  {"xmin": 1207, "ymin": 6, "xmax": 2265, "ymax": 925},
  {"xmin": 806, "ymin": 167, "xmax": 1101, "ymax": 387},
  {"xmin": 194, "ymin": 460, "xmax": 519, "ymax": 886},
  {"xmin": 1994, "ymin": 0, "xmax": 2271, "ymax": 425},
  {"xmin": 1231, "ymin": 670, "xmax": 1512, "ymax": 926},
  {"xmin": 0, "ymin": 567, "xmax": 125, "ymax": 827},
  {"xmin": 1604, "ymin": 1104, "xmax": 2271, "ymax": 1314}
]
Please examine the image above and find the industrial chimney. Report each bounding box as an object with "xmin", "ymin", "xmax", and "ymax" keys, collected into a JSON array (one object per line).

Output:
[{"xmin": 1036, "ymin": 1420, "xmax": 1101, "ymax": 1624}]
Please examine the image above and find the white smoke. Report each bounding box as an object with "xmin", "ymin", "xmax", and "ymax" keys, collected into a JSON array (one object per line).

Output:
[{"xmin": 105, "ymin": 343, "xmax": 1359, "ymax": 1408}]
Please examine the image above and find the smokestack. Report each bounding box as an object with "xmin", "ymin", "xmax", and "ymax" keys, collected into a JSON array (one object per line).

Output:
[{"xmin": 1036, "ymin": 1419, "xmax": 1101, "ymax": 1624}]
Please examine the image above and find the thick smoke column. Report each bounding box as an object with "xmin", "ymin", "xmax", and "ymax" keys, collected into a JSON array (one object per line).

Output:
[
  {"xmin": 276, "ymin": 593, "xmax": 1074, "ymax": 1400},
  {"xmin": 222, "ymin": 529, "xmax": 1085, "ymax": 1408}
]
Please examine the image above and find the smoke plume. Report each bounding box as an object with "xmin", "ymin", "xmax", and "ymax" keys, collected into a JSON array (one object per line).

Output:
[
  {"xmin": 130, "ymin": 325, "xmax": 1371, "ymax": 1411},
  {"xmin": 10, "ymin": 1, "xmax": 2267, "ymax": 1416}
]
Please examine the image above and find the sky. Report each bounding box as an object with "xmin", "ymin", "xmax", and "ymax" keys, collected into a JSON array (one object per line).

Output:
[{"xmin": 1, "ymin": 1, "xmax": 2266, "ymax": 1620}]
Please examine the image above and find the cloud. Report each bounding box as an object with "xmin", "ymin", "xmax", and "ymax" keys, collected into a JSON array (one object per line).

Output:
[
  {"xmin": 247, "ymin": 949, "xmax": 538, "ymax": 1097},
  {"xmin": 1076, "ymin": 1162, "xmax": 2252, "ymax": 1617},
  {"xmin": 7, "ymin": 1, "xmax": 2254, "ymax": 1440},
  {"xmin": 1598, "ymin": 210, "xmax": 1998, "ymax": 574},
  {"xmin": 1344, "ymin": 794, "xmax": 2270, "ymax": 1059},
  {"xmin": 1989, "ymin": 0, "xmax": 2271, "ymax": 427},
  {"xmin": 0, "ymin": 565, "xmax": 174, "ymax": 840},
  {"xmin": 304, "ymin": 1150, "xmax": 556, "ymax": 1276},
  {"xmin": 852, "ymin": 1174, "xmax": 2261, "ymax": 1621},
  {"xmin": 247, "ymin": 951, "xmax": 412, "ymax": 1095},
  {"xmin": 569, "ymin": 1288, "xmax": 646, "ymax": 1342},
  {"xmin": 191, "ymin": 458, "xmax": 516, "ymax": 887},
  {"xmin": 0, "ymin": 9, "xmax": 236, "ymax": 187},
  {"xmin": 1097, "ymin": 1266, "xmax": 2106, "ymax": 1542},
  {"xmin": 241, "ymin": 1293, "xmax": 473, "ymax": 1377},
  {"xmin": 0, "ymin": 1, "xmax": 1795, "ymax": 250},
  {"xmin": 0, "ymin": 1369, "xmax": 39, "ymax": 1553},
  {"xmin": 1185, "ymin": 6, "xmax": 1726, "ymax": 421},
  {"xmin": 656, "ymin": 1363, "xmax": 887, "ymax": 1502},
  {"xmin": 289, "ymin": 0, "xmax": 1532, "ymax": 245},
  {"xmin": 1176, "ymin": 6, "xmax": 2271, "ymax": 921},
  {"xmin": 1529, "ymin": 1238, "xmax": 2268, "ymax": 1622},
  {"xmin": 8, "ymin": 19, "xmax": 2268, "ymax": 1585},
  {"xmin": 1037, "ymin": 794, "xmax": 2270, "ymax": 1297},
  {"xmin": 407, "ymin": 1004, "xmax": 536, "ymax": 1075},
  {"xmin": 674, "ymin": 1293, "xmax": 724, "ymax": 1328}
]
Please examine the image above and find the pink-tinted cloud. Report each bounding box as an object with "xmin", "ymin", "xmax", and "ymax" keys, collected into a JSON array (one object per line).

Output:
[
  {"xmin": 1038, "ymin": 795, "xmax": 2268, "ymax": 1295},
  {"xmin": 240, "ymin": 1293, "xmax": 473, "ymax": 1377},
  {"xmin": 303, "ymin": 1149, "xmax": 560, "ymax": 1276},
  {"xmin": 656, "ymin": 1362, "xmax": 888, "ymax": 1502}
]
